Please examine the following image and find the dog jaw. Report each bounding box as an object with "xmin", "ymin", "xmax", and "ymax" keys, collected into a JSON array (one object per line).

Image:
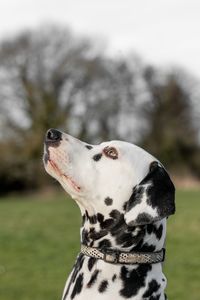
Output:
[{"xmin": 44, "ymin": 150, "xmax": 82, "ymax": 194}]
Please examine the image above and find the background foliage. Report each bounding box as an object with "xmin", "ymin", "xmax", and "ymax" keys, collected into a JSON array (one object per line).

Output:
[{"xmin": 0, "ymin": 25, "xmax": 200, "ymax": 194}]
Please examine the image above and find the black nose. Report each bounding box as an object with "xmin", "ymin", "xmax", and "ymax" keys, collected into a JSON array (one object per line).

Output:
[{"xmin": 45, "ymin": 129, "xmax": 62, "ymax": 143}]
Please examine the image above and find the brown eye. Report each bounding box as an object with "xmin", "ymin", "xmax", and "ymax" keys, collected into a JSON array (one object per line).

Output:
[{"xmin": 103, "ymin": 146, "xmax": 118, "ymax": 159}]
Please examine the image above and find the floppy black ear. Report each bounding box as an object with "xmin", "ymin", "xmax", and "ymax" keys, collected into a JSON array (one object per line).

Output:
[{"xmin": 124, "ymin": 161, "xmax": 175, "ymax": 226}]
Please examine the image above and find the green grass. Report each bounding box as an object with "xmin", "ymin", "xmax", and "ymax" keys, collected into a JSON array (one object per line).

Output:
[
  {"xmin": 0, "ymin": 190, "xmax": 200, "ymax": 300},
  {"xmin": 165, "ymin": 190, "xmax": 200, "ymax": 300}
]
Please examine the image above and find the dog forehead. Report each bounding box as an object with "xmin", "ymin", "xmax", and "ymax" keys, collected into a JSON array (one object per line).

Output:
[
  {"xmin": 100, "ymin": 140, "xmax": 135, "ymax": 153},
  {"xmin": 100, "ymin": 140, "xmax": 156, "ymax": 182},
  {"xmin": 100, "ymin": 140, "xmax": 150, "ymax": 160}
]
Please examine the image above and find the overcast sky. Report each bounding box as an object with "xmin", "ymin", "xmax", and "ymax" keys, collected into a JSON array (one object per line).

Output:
[{"xmin": 0, "ymin": 0, "xmax": 200, "ymax": 79}]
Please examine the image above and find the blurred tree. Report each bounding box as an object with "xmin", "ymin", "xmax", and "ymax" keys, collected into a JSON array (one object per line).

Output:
[
  {"xmin": 0, "ymin": 25, "xmax": 199, "ymax": 194},
  {"xmin": 0, "ymin": 26, "xmax": 91, "ymax": 192},
  {"xmin": 0, "ymin": 26, "xmax": 138, "ymax": 193},
  {"xmin": 140, "ymin": 66, "xmax": 200, "ymax": 176}
]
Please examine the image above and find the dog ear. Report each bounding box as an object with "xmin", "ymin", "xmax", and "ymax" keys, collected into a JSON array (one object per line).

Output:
[{"xmin": 124, "ymin": 161, "xmax": 175, "ymax": 226}]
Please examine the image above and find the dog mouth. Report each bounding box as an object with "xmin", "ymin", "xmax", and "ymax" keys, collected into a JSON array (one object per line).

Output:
[{"xmin": 46, "ymin": 157, "xmax": 81, "ymax": 193}]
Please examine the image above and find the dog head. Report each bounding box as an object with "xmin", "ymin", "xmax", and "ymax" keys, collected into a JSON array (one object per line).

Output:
[{"xmin": 43, "ymin": 129, "xmax": 175, "ymax": 226}]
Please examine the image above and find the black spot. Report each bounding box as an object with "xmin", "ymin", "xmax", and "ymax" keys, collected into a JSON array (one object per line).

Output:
[
  {"xmin": 155, "ymin": 224, "xmax": 163, "ymax": 240},
  {"xmin": 85, "ymin": 145, "xmax": 93, "ymax": 150},
  {"xmin": 98, "ymin": 280, "xmax": 108, "ymax": 293},
  {"xmin": 108, "ymin": 210, "xmax": 145, "ymax": 249},
  {"xmin": 62, "ymin": 254, "xmax": 84, "ymax": 299},
  {"xmin": 125, "ymin": 185, "xmax": 145, "ymax": 211},
  {"xmin": 89, "ymin": 240, "xmax": 94, "ymax": 247},
  {"xmin": 98, "ymin": 239, "xmax": 112, "ymax": 249},
  {"xmin": 89, "ymin": 215, "xmax": 97, "ymax": 224},
  {"xmin": 109, "ymin": 209, "xmax": 121, "ymax": 220},
  {"xmin": 146, "ymin": 223, "xmax": 163, "ymax": 240},
  {"xmin": 132, "ymin": 239, "xmax": 156, "ymax": 252},
  {"xmin": 93, "ymin": 153, "xmax": 102, "ymax": 161},
  {"xmin": 87, "ymin": 270, "xmax": 99, "ymax": 288},
  {"xmin": 120, "ymin": 265, "xmax": 152, "ymax": 298},
  {"xmin": 116, "ymin": 232, "xmax": 135, "ymax": 248},
  {"xmin": 97, "ymin": 213, "xmax": 104, "ymax": 223},
  {"xmin": 104, "ymin": 197, "xmax": 113, "ymax": 206},
  {"xmin": 112, "ymin": 274, "xmax": 117, "ymax": 282},
  {"xmin": 102, "ymin": 218, "xmax": 114, "ymax": 229},
  {"xmin": 88, "ymin": 257, "xmax": 96, "ymax": 271},
  {"xmin": 147, "ymin": 224, "xmax": 154, "ymax": 235},
  {"xmin": 82, "ymin": 228, "xmax": 90, "ymax": 244},
  {"xmin": 110, "ymin": 217, "xmax": 125, "ymax": 234},
  {"xmin": 82, "ymin": 214, "xmax": 86, "ymax": 226},
  {"xmin": 134, "ymin": 213, "xmax": 154, "ymax": 225},
  {"xmin": 97, "ymin": 213, "xmax": 114, "ymax": 229},
  {"xmin": 71, "ymin": 273, "xmax": 84, "ymax": 299},
  {"xmin": 84, "ymin": 211, "xmax": 97, "ymax": 224},
  {"xmin": 143, "ymin": 279, "xmax": 161, "ymax": 298},
  {"xmin": 162, "ymin": 278, "xmax": 165, "ymax": 282},
  {"xmin": 89, "ymin": 228, "xmax": 107, "ymax": 240},
  {"xmin": 141, "ymin": 244, "xmax": 155, "ymax": 252}
]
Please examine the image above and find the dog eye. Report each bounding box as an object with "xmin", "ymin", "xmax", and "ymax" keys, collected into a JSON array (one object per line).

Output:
[{"xmin": 103, "ymin": 147, "xmax": 118, "ymax": 159}]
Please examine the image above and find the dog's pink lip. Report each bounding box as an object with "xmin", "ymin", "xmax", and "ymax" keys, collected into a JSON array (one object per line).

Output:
[
  {"xmin": 48, "ymin": 159, "xmax": 81, "ymax": 192},
  {"xmin": 62, "ymin": 174, "xmax": 81, "ymax": 192},
  {"xmin": 49, "ymin": 159, "xmax": 62, "ymax": 176}
]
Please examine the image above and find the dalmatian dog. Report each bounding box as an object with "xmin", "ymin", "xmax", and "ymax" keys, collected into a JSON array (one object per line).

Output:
[{"xmin": 43, "ymin": 129, "xmax": 175, "ymax": 300}]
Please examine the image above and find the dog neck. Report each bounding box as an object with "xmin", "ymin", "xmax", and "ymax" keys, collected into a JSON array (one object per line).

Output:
[{"xmin": 80, "ymin": 209, "xmax": 166, "ymax": 253}]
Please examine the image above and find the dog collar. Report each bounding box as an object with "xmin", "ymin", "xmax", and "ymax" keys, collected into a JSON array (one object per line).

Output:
[{"xmin": 81, "ymin": 244, "xmax": 165, "ymax": 265}]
